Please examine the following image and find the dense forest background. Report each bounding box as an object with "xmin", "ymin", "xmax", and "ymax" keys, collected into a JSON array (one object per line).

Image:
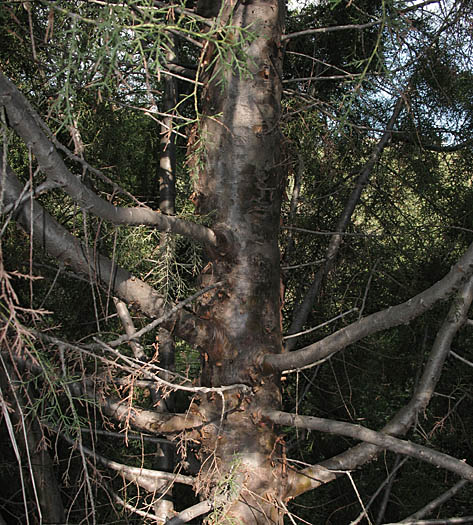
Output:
[{"xmin": 1, "ymin": 0, "xmax": 473, "ymax": 523}]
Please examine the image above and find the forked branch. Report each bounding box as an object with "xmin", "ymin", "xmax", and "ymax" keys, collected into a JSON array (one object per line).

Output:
[
  {"xmin": 266, "ymin": 410, "xmax": 473, "ymax": 483},
  {"xmin": 284, "ymin": 276, "xmax": 473, "ymax": 497}
]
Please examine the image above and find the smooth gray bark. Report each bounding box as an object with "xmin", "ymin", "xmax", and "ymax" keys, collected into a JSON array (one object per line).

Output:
[{"xmin": 265, "ymin": 410, "xmax": 473, "ymax": 481}]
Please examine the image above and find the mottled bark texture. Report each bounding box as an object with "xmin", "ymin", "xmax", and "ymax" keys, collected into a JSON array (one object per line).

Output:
[{"xmin": 189, "ymin": 1, "xmax": 287, "ymax": 522}]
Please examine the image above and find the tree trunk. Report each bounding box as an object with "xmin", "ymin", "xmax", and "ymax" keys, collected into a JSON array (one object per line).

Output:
[
  {"xmin": 156, "ymin": 34, "xmax": 178, "ymax": 523},
  {"xmin": 190, "ymin": 1, "xmax": 287, "ymax": 522}
]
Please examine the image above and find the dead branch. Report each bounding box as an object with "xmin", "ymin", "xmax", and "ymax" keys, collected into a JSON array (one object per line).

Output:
[
  {"xmin": 59, "ymin": 432, "xmax": 195, "ymax": 489},
  {"xmin": 113, "ymin": 298, "xmax": 146, "ymax": 360},
  {"xmin": 401, "ymin": 479, "xmax": 469, "ymax": 522},
  {"xmin": 164, "ymin": 500, "xmax": 213, "ymax": 524},
  {"xmin": 284, "ymin": 94, "xmax": 406, "ymax": 352},
  {"xmin": 2, "ymin": 162, "xmax": 214, "ymax": 349},
  {"xmin": 282, "ymin": 19, "xmax": 383, "ymax": 41},
  {"xmin": 285, "ymin": 276, "xmax": 473, "ymax": 497},
  {"xmin": 383, "ymin": 516, "xmax": 473, "ymax": 525}
]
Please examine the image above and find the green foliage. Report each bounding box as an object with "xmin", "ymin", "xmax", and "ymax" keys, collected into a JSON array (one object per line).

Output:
[
  {"xmin": 2, "ymin": 0, "xmax": 473, "ymax": 523},
  {"xmin": 206, "ymin": 455, "xmax": 243, "ymax": 525}
]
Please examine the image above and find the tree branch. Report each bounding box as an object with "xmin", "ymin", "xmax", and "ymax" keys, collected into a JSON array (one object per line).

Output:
[
  {"xmin": 284, "ymin": 94, "xmax": 406, "ymax": 351},
  {"xmin": 79, "ymin": 427, "xmax": 176, "ymax": 445},
  {"xmin": 284, "ymin": 276, "xmax": 473, "ymax": 497},
  {"xmin": 402, "ymin": 479, "xmax": 469, "ymax": 522},
  {"xmin": 164, "ymin": 500, "xmax": 213, "ymax": 524},
  {"xmin": 0, "ymin": 73, "xmax": 217, "ymax": 247},
  {"xmin": 266, "ymin": 410, "xmax": 473, "ymax": 484},
  {"xmin": 384, "ymin": 517, "xmax": 473, "ymax": 525},
  {"xmin": 104, "ymin": 282, "xmax": 223, "ymax": 348},
  {"xmin": 2, "ymin": 162, "xmax": 214, "ymax": 350},
  {"xmin": 59, "ymin": 432, "xmax": 195, "ymax": 489},
  {"xmin": 97, "ymin": 393, "xmax": 204, "ymax": 434},
  {"xmin": 282, "ymin": 19, "xmax": 383, "ymax": 41},
  {"xmin": 264, "ymin": 248, "xmax": 473, "ymax": 373},
  {"xmin": 113, "ymin": 297, "xmax": 147, "ymax": 360},
  {"xmin": 390, "ymin": 133, "xmax": 473, "ymax": 153}
]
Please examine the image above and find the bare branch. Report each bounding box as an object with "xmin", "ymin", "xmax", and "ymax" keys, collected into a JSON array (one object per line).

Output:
[
  {"xmin": 384, "ymin": 517, "xmax": 473, "ymax": 525},
  {"xmin": 2, "ymin": 162, "xmax": 213, "ymax": 349},
  {"xmin": 282, "ymin": 0, "xmax": 440, "ymax": 42},
  {"xmin": 266, "ymin": 410, "xmax": 473, "ymax": 482},
  {"xmin": 113, "ymin": 298, "xmax": 146, "ymax": 360},
  {"xmin": 59, "ymin": 432, "xmax": 195, "ymax": 489},
  {"xmin": 391, "ymin": 134, "xmax": 473, "ymax": 153},
  {"xmin": 96, "ymin": 393, "xmax": 204, "ymax": 434},
  {"xmin": 282, "ymin": 19, "xmax": 383, "ymax": 41},
  {"xmin": 282, "ymin": 277, "xmax": 473, "ymax": 497},
  {"xmin": 374, "ymin": 455, "xmax": 403, "ymax": 525},
  {"xmin": 402, "ymin": 479, "xmax": 469, "ymax": 522},
  {"xmin": 105, "ymin": 282, "xmax": 223, "ymax": 348},
  {"xmin": 449, "ymin": 350, "xmax": 473, "ymax": 369},
  {"xmin": 283, "ymin": 308, "xmax": 358, "ymax": 341},
  {"xmin": 264, "ymin": 248, "xmax": 473, "ymax": 373},
  {"xmin": 356, "ymin": 456, "xmax": 408, "ymax": 525},
  {"xmin": 282, "ymin": 74, "xmax": 362, "ymax": 83},
  {"xmin": 284, "ymin": 94, "xmax": 406, "ymax": 352},
  {"xmin": 79, "ymin": 427, "xmax": 176, "ymax": 445},
  {"xmin": 153, "ymin": 1, "xmax": 213, "ymax": 25},
  {"xmin": 0, "ymin": 73, "xmax": 217, "ymax": 247},
  {"xmin": 111, "ymin": 491, "xmax": 161, "ymax": 522},
  {"xmin": 164, "ymin": 500, "xmax": 213, "ymax": 524}
]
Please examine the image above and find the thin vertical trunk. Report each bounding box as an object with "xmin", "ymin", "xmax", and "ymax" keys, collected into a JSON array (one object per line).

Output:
[
  {"xmin": 156, "ymin": 38, "xmax": 178, "ymax": 522},
  {"xmin": 191, "ymin": 1, "xmax": 287, "ymax": 522},
  {"xmin": 159, "ymin": 39, "xmax": 177, "ymax": 216}
]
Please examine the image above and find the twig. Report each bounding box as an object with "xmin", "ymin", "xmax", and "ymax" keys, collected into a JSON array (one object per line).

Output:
[
  {"xmin": 283, "ymin": 308, "xmax": 358, "ymax": 340},
  {"xmin": 79, "ymin": 427, "xmax": 176, "ymax": 445},
  {"xmin": 450, "ymin": 350, "xmax": 473, "ymax": 369},
  {"xmin": 104, "ymin": 282, "xmax": 224, "ymax": 347},
  {"xmin": 383, "ymin": 517, "xmax": 473, "ymax": 524},
  {"xmin": 346, "ymin": 470, "xmax": 374, "ymax": 525},
  {"xmin": 402, "ymin": 479, "xmax": 469, "ymax": 522},
  {"xmin": 59, "ymin": 431, "xmax": 195, "ymax": 487},
  {"xmin": 282, "ymin": 19, "xmax": 383, "ymax": 41}
]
